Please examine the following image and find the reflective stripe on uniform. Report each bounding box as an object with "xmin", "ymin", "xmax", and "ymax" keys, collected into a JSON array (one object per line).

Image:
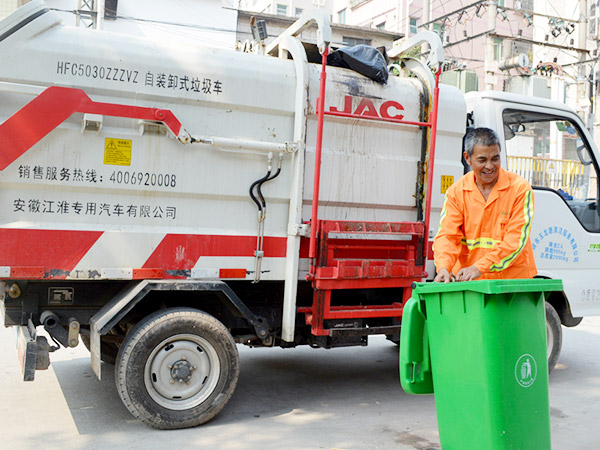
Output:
[
  {"xmin": 490, "ymin": 190, "xmax": 533, "ymax": 272},
  {"xmin": 461, "ymin": 237, "xmax": 500, "ymax": 250}
]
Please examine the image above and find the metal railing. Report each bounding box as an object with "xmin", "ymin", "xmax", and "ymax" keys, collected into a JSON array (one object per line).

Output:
[{"xmin": 507, "ymin": 155, "xmax": 586, "ymax": 199}]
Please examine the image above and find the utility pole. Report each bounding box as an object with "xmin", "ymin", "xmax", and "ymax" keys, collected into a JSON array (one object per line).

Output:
[
  {"xmin": 579, "ymin": 0, "xmax": 593, "ymax": 131},
  {"xmin": 76, "ymin": 0, "xmax": 105, "ymax": 29},
  {"xmin": 484, "ymin": 0, "xmax": 497, "ymax": 90}
]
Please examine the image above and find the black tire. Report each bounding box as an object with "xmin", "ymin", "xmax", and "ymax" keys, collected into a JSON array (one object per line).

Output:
[
  {"xmin": 115, "ymin": 308, "xmax": 239, "ymax": 429},
  {"xmin": 546, "ymin": 302, "xmax": 562, "ymax": 373},
  {"xmin": 80, "ymin": 333, "xmax": 119, "ymax": 365}
]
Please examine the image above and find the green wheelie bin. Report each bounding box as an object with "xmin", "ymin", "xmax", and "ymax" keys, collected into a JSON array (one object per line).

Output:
[{"xmin": 400, "ymin": 279, "xmax": 563, "ymax": 450}]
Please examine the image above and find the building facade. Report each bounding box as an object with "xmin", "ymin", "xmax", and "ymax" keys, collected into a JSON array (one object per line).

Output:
[
  {"xmin": 1, "ymin": 0, "xmax": 239, "ymax": 49},
  {"xmin": 238, "ymin": 0, "xmax": 334, "ymax": 19},
  {"xmin": 237, "ymin": 8, "xmax": 401, "ymax": 52}
]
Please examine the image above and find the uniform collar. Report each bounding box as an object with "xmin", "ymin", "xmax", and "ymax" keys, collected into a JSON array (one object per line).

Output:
[{"xmin": 464, "ymin": 168, "xmax": 509, "ymax": 204}]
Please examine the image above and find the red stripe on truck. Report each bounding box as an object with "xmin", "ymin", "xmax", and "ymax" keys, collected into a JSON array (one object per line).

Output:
[
  {"xmin": 0, "ymin": 86, "xmax": 183, "ymax": 170},
  {"xmin": 0, "ymin": 229, "xmax": 102, "ymax": 276},
  {"xmin": 142, "ymin": 234, "xmax": 288, "ymax": 270}
]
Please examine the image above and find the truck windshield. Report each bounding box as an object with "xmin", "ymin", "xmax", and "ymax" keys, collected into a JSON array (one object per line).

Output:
[{"xmin": 502, "ymin": 109, "xmax": 600, "ymax": 232}]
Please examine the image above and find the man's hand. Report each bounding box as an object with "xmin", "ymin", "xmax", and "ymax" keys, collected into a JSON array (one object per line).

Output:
[
  {"xmin": 434, "ymin": 268, "xmax": 453, "ymax": 283},
  {"xmin": 456, "ymin": 266, "xmax": 482, "ymax": 281}
]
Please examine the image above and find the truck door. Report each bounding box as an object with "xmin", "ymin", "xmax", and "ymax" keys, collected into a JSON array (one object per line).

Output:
[{"xmin": 501, "ymin": 109, "xmax": 600, "ymax": 317}]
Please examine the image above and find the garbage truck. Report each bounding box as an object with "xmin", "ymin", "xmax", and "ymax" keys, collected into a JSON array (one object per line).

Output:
[{"xmin": 0, "ymin": 1, "xmax": 597, "ymax": 429}]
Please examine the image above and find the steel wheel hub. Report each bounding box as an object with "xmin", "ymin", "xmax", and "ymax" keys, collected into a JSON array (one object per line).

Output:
[
  {"xmin": 170, "ymin": 359, "xmax": 194, "ymax": 383},
  {"xmin": 144, "ymin": 334, "xmax": 221, "ymax": 410}
]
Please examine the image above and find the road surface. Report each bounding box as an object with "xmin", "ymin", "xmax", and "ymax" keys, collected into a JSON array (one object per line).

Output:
[{"xmin": 0, "ymin": 318, "xmax": 599, "ymax": 449}]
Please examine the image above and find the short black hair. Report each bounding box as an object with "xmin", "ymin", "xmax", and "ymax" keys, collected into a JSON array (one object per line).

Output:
[{"xmin": 464, "ymin": 127, "xmax": 500, "ymax": 156}]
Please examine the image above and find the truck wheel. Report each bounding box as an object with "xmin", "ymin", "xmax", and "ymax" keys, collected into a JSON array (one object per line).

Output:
[
  {"xmin": 80, "ymin": 333, "xmax": 119, "ymax": 365},
  {"xmin": 115, "ymin": 308, "xmax": 239, "ymax": 429},
  {"xmin": 546, "ymin": 302, "xmax": 562, "ymax": 373}
]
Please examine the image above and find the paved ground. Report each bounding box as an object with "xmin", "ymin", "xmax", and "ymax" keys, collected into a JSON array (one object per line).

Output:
[{"xmin": 0, "ymin": 317, "xmax": 599, "ymax": 450}]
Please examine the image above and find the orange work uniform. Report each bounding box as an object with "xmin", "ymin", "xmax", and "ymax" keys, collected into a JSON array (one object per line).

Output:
[{"xmin": 433, "ymin": 167, "xmax": 537, "ymax": 279}]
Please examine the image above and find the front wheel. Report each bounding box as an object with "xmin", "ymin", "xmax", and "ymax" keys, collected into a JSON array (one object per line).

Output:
[
  {"xmin": 115, "ymin": 308, "xmax": 239, "ymax": 429},
  {"xmin": 545, "ymin": 302, "xmax": 562, "ymax": 373}
]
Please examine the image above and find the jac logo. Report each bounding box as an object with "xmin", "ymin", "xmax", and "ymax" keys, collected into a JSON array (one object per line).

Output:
[{"xmin": 328, "ymin": 95, "xmax": 404, "ymax": 120}]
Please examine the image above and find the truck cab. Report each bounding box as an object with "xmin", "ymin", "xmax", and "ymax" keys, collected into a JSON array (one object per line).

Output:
[{"xmin": 466, "ymin": 90, "xmax": 598, "ymax": 363}]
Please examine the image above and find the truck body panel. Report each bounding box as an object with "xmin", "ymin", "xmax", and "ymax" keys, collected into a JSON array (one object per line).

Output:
[{"xmin": 0, "ymin": 6, "xmax": 464, "ymax": 282}]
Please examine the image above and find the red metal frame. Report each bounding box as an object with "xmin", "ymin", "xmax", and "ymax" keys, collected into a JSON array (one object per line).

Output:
[
  {"xmin": 422, "ymin": 69, "xmax": 442, "ymax": 265},
  {"xmin": 304, "ymin": 219, "xmax": 425, "ymax": 336},
  {"xmin": 308, "ymin": 49, "xmax": 329, "ymax": 265},
  {"xmin": 304, "ymin": 53, "xmax": 443, "ymax": 337},
  {"xmin": 324, "ymin": 110, "xmax": 431, "ymax": 128}
]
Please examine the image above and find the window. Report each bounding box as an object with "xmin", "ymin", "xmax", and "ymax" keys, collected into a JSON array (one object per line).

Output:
[
  {"xmin": 338, "ymin": 8, "xmax": 346, "ymax": 24},
  {"xmin": 493, "ymin": 38, "xmax": 504, "ymax": 60},
  {"xmin": 497, "ymin": 0, "xmax": 505, "ymax": 6},
  {"xmin": 104, "ymin": 0, "xmax": 118, "ymax": 20},
  {"xmin": 377, "ymin": 22, "xmax": 386, "ymax": 30},
  {"xmin": 590, "ymin": 3, "xmax": 598, "ymax": 37},
  {"xmin": 410, "ymin": 17, "xmax": 418, "ymax": 35},
  {"xmin": 520, "ymin": 0, "xmax": 534, "ymax": 10},
  {"xmin": 295, "ymin": 7, "xmax": 303, "ymax": 17},
  {"xmin": 503, "ymin": 110, "xmax": 600, "ymax": 232},
  {"xmin": 343, "ymin": 36, "xmax": 372, "ymax": 46},
  {"xmin": 277, "ymin": 4, "xmax": 288, "ymax": 15}
]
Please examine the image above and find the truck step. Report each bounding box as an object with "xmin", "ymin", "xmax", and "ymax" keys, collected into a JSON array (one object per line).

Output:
[
  {"xmin": 306, "ymin": 220, "xmax": 425, "ymax": 336},
  {"xmin": 298, "ymin": 303, "xmax": 403, "ymax": 321},
  {"xmin": 310, "ymin": 219, "xmax": 426, "ymax": 284}
]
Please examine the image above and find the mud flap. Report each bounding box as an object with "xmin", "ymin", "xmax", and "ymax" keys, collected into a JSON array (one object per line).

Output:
[{"xmin": 16, "ymin": 321, "xmax": 50, "ymax": 381}]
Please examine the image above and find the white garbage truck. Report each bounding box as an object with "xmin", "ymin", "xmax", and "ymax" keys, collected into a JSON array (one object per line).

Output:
[{"xmin": 1, "ymin": 1, "xmax": 598, "ymax": 429}]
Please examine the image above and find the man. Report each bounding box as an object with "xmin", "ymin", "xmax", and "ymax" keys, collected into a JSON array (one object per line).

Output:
[{"xmin": 433, "ymin": 127, "xmax": 537, "ymax": 282}]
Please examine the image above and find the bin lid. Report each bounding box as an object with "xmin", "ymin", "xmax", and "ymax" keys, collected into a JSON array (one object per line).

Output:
[{"xmin": 412, "ymin": 279, "xmax": 563, "ymax": 295}]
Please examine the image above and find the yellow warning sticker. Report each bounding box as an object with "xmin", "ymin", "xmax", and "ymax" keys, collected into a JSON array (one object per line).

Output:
[
  {"xmin": 441, "ymin": 175, "xmax": 454, "ymax": 194},
  {"xmin": 104, "ymin": 138, "xmax": 132, "ymax": 166}
]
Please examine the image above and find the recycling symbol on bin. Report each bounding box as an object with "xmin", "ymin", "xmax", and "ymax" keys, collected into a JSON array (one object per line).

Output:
[{"xmin": 515, "ymin": 354, "xmax": 537, "ymax": 388}]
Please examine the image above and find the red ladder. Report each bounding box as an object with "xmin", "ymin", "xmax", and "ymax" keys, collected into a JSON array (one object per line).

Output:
[{"xmin": 302, "ymin": 46, "xmax": 441, "ymax": 338}]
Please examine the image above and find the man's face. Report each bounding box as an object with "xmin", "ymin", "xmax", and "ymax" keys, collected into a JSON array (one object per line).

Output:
[{"xmin": 464, "ymin": 144, "xmax": 501, "ymax": 188}]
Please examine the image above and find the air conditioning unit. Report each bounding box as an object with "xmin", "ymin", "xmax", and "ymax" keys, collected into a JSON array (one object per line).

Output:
[
  {"xmin": 440, "ymin": 70, "xmax": 478, "ymax": 93},
  {"xmin": 508, "ymin": 76, "xmax": 551, "ymax": 99}
]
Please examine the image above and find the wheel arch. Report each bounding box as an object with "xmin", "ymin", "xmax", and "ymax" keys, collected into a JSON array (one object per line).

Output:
[
  {"xmin": 535, "ymin": 275, "xmax": 582, "ymax": 327},
  {"xmin": 88, "ymin": 280, "xmax": 269, "ymax": 379}
]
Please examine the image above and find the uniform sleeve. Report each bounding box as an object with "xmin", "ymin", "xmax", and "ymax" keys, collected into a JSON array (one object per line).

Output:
[
  {"xmin": 433, "ymin": 187, "xmax": 464, "ymax": 273},
  {"xmin": 473, "ymin": 185, "xmax": 534, "ymax": 275}
]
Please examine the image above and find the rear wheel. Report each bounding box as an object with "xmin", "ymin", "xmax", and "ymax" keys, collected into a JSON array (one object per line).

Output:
[
  {"xmin": 115, "ymin": 308, "xmax": 239, "ymax": 429},
  {"xmin": 545, "ymin": 302, "xmax": 562, "ymax": 373}
]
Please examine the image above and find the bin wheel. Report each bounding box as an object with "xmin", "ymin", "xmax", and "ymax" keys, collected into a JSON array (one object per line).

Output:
[
  {"xmin": 545, "ymin": 302, "xmax": 562, "ymax": 373},
  {"xmin": 115, "ymin": 308, "xmax": 239, "ymax": 429}
]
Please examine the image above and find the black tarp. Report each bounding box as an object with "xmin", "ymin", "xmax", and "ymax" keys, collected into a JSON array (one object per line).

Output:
[{"xmin": 327, "ymin": 45, "xmax": 388, "ymax": 84}]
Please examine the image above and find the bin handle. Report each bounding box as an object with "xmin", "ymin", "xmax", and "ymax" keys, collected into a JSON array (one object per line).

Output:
[{"xmin": 399, "ymin": 294, "xmax": 434, "ymax": 395}]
